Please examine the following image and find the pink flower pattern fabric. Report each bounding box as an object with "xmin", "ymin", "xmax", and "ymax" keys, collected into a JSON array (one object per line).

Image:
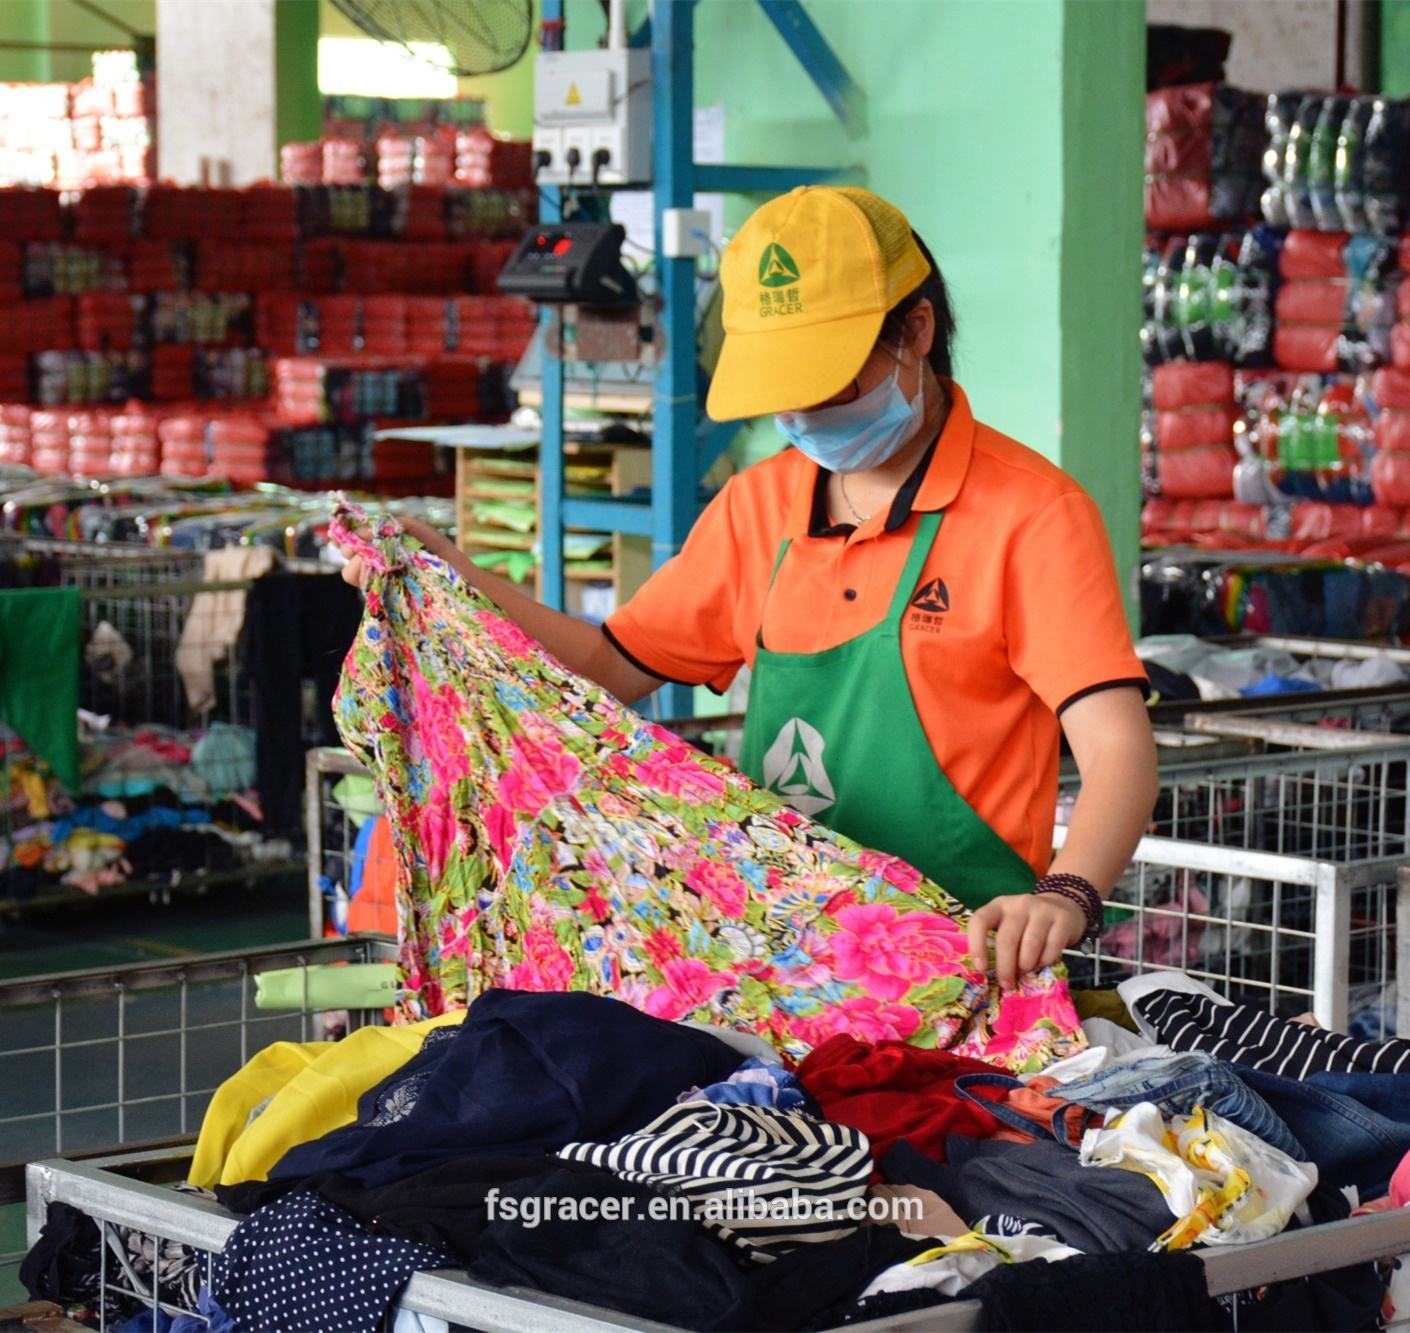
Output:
[{"xmin": 328, "ymin": 505, "xmax": 1084, "ymax": 1072}]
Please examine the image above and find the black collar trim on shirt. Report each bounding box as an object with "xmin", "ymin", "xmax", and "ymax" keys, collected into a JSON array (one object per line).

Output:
[{"xmin": 806, "ymin": 431, "xmax": 942, "ymax": 538}]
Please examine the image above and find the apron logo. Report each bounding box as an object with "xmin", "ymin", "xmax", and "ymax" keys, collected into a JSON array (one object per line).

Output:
[
  {"xmin": 758, "ymin": 243, "xmax": 801, "ymax": 289},
  {"xmin": 911, "ymin": 578, "xmax": 949, "ymax": 613},
  {"xmin": 761, "ymin": 717, "xmax": 836, "ymax": 817}
]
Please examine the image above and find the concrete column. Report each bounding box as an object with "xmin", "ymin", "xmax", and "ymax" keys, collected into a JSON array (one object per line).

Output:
[
  {"xmin": 157, "ymin": 0, "xmax": 278, "ymax": 184},
  {"xmin": 275, "ymin": 0, "xmax": 321, "ymax": 153},
  {"xmin": 1058, "ymin": 0, "xmax": 1146, "ymax": 617}
]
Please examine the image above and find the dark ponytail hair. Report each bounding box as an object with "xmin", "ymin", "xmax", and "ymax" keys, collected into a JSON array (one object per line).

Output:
[{"xmin": 876, "ymin": 231, "xmax": 955, "ymax": 380}]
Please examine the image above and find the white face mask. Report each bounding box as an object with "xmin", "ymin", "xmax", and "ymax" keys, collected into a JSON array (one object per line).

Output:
[{"xmin": 773, "ymin": 359, "xmax": 926, "ymax": 473}]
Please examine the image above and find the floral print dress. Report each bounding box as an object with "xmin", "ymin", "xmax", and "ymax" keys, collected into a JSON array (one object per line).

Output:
[{"xmin": 329, "ymin": 505, "xmax": 1083, "ymax": 1072}]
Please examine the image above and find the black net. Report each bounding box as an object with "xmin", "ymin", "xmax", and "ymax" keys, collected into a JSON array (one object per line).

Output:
[{"xmin": 329, "ymin": 0, "xmax": 533, "ymax": 77}]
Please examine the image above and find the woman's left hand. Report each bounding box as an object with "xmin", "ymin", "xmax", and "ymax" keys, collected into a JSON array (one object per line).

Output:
[{"xmin": 965, "ymin": 892, "xmax": 1087, "ymax": 992}]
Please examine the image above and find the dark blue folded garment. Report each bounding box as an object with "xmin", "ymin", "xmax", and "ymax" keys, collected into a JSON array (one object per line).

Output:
[{"xmin": 266, "ymin": 988, "xmax": 743, "ymax": 1189}]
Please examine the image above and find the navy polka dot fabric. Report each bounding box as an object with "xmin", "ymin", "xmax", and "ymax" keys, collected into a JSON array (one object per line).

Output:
[{"xmin": 211, "ymin": 1189, "xmax": 448, "ymax": 1332}]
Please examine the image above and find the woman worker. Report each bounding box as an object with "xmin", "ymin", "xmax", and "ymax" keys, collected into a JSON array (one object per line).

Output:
[{"xmin": 343, "ymin": 186, "xmax": 1159, "ymax": 991}]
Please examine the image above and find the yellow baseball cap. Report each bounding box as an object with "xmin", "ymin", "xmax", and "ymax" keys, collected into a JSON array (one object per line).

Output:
[{"xmin": 705, "ymin": 186, "xmax": 932, "ymax": 422}]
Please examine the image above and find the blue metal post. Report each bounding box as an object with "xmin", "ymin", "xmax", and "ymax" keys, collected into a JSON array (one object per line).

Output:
[
  {"xmin": 651, "ymin": 0, "xmax": 699, "ymax": 720},
  {"xmin": 537, "ymin": 2, "xmax": 566, "ymax": 610},
  {"xmin": 757, "ymin": 0, "xmax": 865, "ymax": 139}
]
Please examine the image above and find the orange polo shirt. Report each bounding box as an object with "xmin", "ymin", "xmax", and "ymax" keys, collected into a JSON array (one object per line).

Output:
[{"xmin": 604, "ymin": 384, "xmax": 1147, "ymax": 876}]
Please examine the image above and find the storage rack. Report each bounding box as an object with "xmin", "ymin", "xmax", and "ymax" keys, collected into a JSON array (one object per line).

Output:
[{"xmin": 535, "ymin": 0, "xmax": 866, "ymax": 716}]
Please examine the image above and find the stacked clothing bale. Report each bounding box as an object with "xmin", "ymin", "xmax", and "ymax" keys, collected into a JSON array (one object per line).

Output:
[
  {"xmin": 1143, "ymin": 230, "xmax": 1277, "ymax": 366},
  {"xmin": 1273, "ymin": 231, "xmax": 1400, "ymax": 374},
  {"xmin": 1146, "ymin": 83, "xmax": 1266, "ymax": 231},
  {"xmin": 1149, "ymin": 361, "xmax": 1239, "ymax": 499}
]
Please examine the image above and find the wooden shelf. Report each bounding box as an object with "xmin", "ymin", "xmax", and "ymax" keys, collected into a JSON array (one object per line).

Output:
[{"xmin": 454, "ymin": 441, "xmax": 653, "ymax": 617}]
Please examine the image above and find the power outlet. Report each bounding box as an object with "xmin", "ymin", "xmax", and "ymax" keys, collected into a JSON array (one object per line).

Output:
[{"xmin": 662, "ymin": 207, "xmax": 713, "ymax": 258}]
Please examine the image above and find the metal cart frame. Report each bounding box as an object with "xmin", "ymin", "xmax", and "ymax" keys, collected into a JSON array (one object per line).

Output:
[{"xmin": 24, "ymin": 1149, "xmax": 1410, "ymax": 1333}]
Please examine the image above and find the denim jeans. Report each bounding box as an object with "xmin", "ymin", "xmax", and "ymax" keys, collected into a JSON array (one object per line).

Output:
[
  {"xmin": 955, "ymin": 1052, "xmax": 1308, "ymax": 1162},
  {"xmin": 1239, "ymin": 1066, "xmax": 1410, "ymax": 1196}
]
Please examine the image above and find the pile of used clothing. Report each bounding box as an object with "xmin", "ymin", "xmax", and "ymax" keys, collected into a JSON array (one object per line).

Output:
[
  {"xmin": 2, "ymin": 722, "xmax": 281, "ymax": 902},
  {"xmin": 23, "ymin": 975, "xmax": 1410, "ymax": 1332},
  {"xmin": 1135, "ymin": 632, "xmax": 1410, "ymax": 703}
]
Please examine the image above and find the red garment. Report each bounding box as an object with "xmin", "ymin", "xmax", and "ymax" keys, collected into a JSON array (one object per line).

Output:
[{"xmin": 796, "ymin": 1035, "xmax": 1000, "ymax": 1162}]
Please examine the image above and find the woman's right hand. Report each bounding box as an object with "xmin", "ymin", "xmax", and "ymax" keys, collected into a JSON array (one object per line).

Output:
[{"xmin": 334, "ymin": 523, "xmax": 373, "ymax": 591}]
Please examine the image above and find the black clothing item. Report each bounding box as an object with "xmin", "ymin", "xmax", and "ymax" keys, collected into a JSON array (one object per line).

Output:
[
  {"xmin": 468, "ymin": 1167, "xmax": 754, "ymax": 1331},
  {"xmin": 813, "ymin": 1286, "xmax": 952, "ymax": 1329},
  {"xmin": 238, "ymin": 573, "xmax": 362, "ymax": 836},
  {"xmin": 123, "ymin": 827, "xmax": 239, "ymax": 883},
  {"xmin": 1144, "ymin": 661, "xmax": 1201, "ymax": 703},
  {"xmin": 882, "ymin": 1136, "xmax": 1172, "ymax": 1254},
  {"xmin": 754, "ymin": 1226, "xmax": 935, "ymax": 1332},
  {"xmin": 957, "ymin": 1251, "xmax": 1221, "ymax": 1332},
  {"xmin": 467, "ymin": 1166, "xmax": 934, "ymax": 1333},
  {"xmin": 1147, "ymin": 24, "xmax": 1230, "ymax": 91},
  {"xmin": 19, "ymin": 1201, "xmax": 112, "ymax": 1318},
  {"xmin": 217, "ymin": 1153, "xmax": 605, "ymax": 1252}
]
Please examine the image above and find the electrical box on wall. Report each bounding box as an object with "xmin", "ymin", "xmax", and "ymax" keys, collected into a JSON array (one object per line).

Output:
[{"xmin": 532, "ymin": 49, "xmax": 651, "ymax": 187}]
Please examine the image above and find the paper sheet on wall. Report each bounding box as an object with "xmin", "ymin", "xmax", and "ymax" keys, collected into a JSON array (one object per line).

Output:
[{"xmin": 611, "ymin": 103, "xmax": 726, "ymax": 260}]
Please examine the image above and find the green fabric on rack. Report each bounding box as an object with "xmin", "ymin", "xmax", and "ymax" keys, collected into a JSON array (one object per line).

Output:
[
  {"xmin": 254, "ymin": 962, "xmax": 399, "ymax": 1011},
  {"xmin": 0, "ymin": 586, "xmax": 80, "ymax": 789},
  {"xmin": 471, "ymin": 549, "xmax": 539, "ymax": 583},
  {"xmin": 470, "ymin": 500, "xmax": 538, "ymax": 534}
]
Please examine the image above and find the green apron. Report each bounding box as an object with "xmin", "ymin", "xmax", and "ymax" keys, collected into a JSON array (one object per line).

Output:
[{"xmin": 739, "ymin": 510, "xmax": 1036, "ymax": 908}]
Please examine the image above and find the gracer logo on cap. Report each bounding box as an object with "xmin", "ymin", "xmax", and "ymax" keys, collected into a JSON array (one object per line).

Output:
[{"xmin": 758, "ymin": 243, "xmax": 801, "ymax": 288}]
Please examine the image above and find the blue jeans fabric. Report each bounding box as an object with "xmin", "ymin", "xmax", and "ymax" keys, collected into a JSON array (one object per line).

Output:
[
  {"xmin": 1050, "ymin": 1053, "xmax": 1308, "ymax": 1161},
  {"xmin": 955, "ymin": 1053, "xmax": 1308, "ymax": 1162},
  {"xmin": 1240, "ymin": 1066, "xmax": 1410, "ymax": 1197}
]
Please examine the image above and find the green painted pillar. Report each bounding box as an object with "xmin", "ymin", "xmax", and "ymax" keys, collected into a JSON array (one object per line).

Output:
[
  {"xmin": 275, "ymin": 0, "xmax": 321, "ymax": 154},
  {"xmin": 1058, "ymin": 0, "xmax": 1146, "ymax": 624},
  {"xmin": 1384, "ymin": 0, "xmax": 1410, "ymax": 95},
  {"xmin": 0, "ymin": 0, "xmax": 52, "ymax": 82}
]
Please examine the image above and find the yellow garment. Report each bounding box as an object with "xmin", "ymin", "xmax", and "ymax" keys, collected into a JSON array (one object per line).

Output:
[
  {"xmin": 16, "ymin": 766, "xmax": 49, "ymax": 819},
  {"xmin": 1080, "ymin": 1103, "xmax": 1316, "ymax": 1251},
  {"xmin": 188, "ymin": 1040, "xmax": 333, "ymax": 1189},
  {"xmin": 195, "ymin": 1011, "xmax": 465, "ymax": 1188}
]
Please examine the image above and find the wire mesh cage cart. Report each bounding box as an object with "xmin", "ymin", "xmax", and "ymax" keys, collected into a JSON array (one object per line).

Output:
[
  {"xmin": 22, "ymin": 1148, "xmax": 1410, "ymax": 1333},
  {"xmin": 0, "ymin": 937, "xmax": 398, "ymax": 1202}
]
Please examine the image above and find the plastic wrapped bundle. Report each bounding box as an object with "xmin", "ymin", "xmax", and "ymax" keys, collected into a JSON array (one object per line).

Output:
[
  {"xmin": 1339, "ymin": 235, "xmax": 1400, "ymax": 370},
  {"xmin": 0, "ymin": 404, "xmax": 30, "ymax": 465},
  {"xmin": 1146, "ymin": 83, "xmax": 1266, "ymax": 230},
  {"xmin": 1261, "ymin": 94, "xmax": 1299, "ymax": 228},
  {"xmin": 1363, "ymin": 98, "xmax": 1410, "ymax": 236},
  {"xmin": 1150, "ymin": 361, "xmax": 1238, "ymax": 499},
  {"xmin": 1372, "ymin": 367, "xmax": 1410, "ymax": 506},
  {"xmin": 1309, "ymin": 95, "xmax": 1353, "ymax": 231},
  {"xmin": 1274, "ymin": 231, "xmax": 1346, "ymax": 373},
  {"xmin": 1278, "ymin": 94, "xmax": 1324, "ymax": 231},
  {"xmin": 1142, "ymin": 230, "xmax": 1277, "ymax": 367},
  {"xmin": 1335, "ymin": 96, "xmax": 1376, "ymax": 233}
]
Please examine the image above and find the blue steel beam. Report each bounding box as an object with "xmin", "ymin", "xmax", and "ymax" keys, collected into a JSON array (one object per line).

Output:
[
  {"xmin": 537, "ymin": 192, "xmax": 566, "ymax": 610},
  {"xmin": 651, "ymin": 0, "xmax": 700, "ymax": 721},
  {"xmin": 697, "ymin": 416, "xmax": 743, "ymax": 475},
  {"xmin": 694, "ymin": 163, "xmax": 864, "ymax": 193},
  {"xmin": 562, "ymin": 496, "xmax": 653, "ymax": 537},
  {"xmin": 757, "ymin": 0, "xmax": 865, "ymax": 140},
  {"xmin": 536, "ymin": 0, "xmax": 566, "ymax": 609}
]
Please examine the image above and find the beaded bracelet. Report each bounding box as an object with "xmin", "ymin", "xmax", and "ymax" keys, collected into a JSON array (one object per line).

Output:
[{"xmin": 1034, "ymin": 872, "xmax": 1104, "ymax": 942}]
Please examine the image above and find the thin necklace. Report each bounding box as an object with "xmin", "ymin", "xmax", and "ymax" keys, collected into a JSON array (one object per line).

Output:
[{"xmin": 838, "ymin": 474, "xmax": 870, "ymax": 524}]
